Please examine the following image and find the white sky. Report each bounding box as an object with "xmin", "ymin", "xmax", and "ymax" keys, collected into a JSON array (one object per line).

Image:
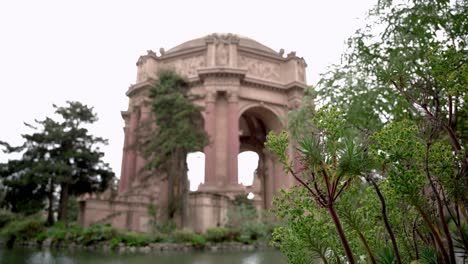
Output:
[{"xmin": 0, "ymin": 0, "xmax": 376, "ymax": 190}]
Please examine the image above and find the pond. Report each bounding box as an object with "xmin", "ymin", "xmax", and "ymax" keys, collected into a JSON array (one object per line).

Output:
[{"xmin": 0, "ymin": 247, "xmax": 287, "ymax": 264}]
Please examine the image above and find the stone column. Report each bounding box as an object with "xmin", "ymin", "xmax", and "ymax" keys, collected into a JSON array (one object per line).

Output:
[
  {"xmin": 125, "ymin": 108, "xmax": 140, "ymax": 190},
  {"xmin": 227, "ymin": 91, "xmax": 239, "ymax": 185},
  {"xmin": 118, "ymin": 125, "xmax": 130, "ymax": 192},
  {"xmin": 203, "ymin": 91, "xmax": 217, "ymax": 185},
  {"xmin": 135, "ymin": 106, "xmax": 151, "ymax": 179}
]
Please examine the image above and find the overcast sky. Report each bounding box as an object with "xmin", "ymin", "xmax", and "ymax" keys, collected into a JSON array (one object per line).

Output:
[{"xmin": 0, "ymin": 0, "xmax": 376, "ymax": 190}]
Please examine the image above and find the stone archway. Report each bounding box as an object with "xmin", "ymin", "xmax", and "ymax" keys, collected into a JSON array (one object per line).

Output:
[
  {"xmin": 239, "ymin": 106, "xmax": 283, "ymax": 210},
  {"xmin": 80, "ymin": 33, "xmax": 307, "ymax": 233}
]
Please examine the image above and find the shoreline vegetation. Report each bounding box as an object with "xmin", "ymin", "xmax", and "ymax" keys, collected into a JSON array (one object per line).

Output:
[{"xmin": 0, "ymin": 211, "xmax": 276, "ymax": 254}]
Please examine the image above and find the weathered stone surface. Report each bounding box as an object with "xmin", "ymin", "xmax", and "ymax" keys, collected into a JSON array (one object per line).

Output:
[{"xmin": 80, "ymin": 33, "xmax": 308, "ymax": 233}]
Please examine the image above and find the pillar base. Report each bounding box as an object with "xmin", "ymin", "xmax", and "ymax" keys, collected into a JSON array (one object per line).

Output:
[{"xmin": 198, "ymin": 182, "xmax": 246, "ymax": 195}]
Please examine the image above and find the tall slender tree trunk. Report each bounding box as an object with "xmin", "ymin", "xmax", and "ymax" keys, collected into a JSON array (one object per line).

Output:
[
  {"xmin": 328, "ymin": 203, "xmax": 355, "ymax": 264},
  {"xmin": 180, "ymin": 151, "xmax": 189, "ymax": 228},
  {"xmin": 424, "ymin": 144, "xmax": 456, "ymax": 263},
  {"xmin": 167, "ymin": 153, "xmax": 176, "ymax": 220},
  {"xmin": 357, "ymin": 231, "xmax": 377, "ymax": 264},
  {"xmin": 47, "ymin": 178, "xmax": 54, "ymax": 226},
  {"xmin": 416, "ymin": 206, "xmax": 451, "ymax": 264},
  {"xmin": 58, "ymin": 182, "xmax": 69, "ymax": 224},
  {"xmin": 368, "ymin": 177, "xmax": 402, "ymax": 264}
]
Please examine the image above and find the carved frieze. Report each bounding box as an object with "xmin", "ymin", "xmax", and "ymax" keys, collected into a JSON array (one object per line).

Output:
[
  {"xmin": 163, "ymin": 55, "xmax": 205, "ymax": 77},
  {"xmin": 239, "ymin": 55, "xmax": 280, "ymax": 82}
]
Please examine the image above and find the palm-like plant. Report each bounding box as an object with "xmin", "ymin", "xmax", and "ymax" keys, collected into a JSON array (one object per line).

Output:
[{"xmin": 267, "ymin": 106, "xmax": 372, "ymax": 264}]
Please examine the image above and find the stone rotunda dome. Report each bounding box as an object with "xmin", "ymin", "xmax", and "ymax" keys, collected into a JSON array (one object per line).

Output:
[{"xmin": 165, "ymin": 33, "xmax": 280, "ymax": 57}]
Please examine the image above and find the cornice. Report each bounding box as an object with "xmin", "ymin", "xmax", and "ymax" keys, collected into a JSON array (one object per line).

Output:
[
  {"xmin": 284, "ymin": 81, "xmax": 308, "ymax": 90},
  {"xmin": 237, "ymin": 46, "xmax": 283, "ymax": 62},
  {"xmin": 160, "ymin": 46, "xmax": 206, "ymax": 60},
  {"xmin": 126, "ymin": 79, "xmax": 154, "ymax": 97},
  {"xmin": 121, "ymin": 111, "xmax": 130, "ymax": 119},
  {"xmin": 197, "ymin": 67, "xmax": 247, "ymax": 79}
]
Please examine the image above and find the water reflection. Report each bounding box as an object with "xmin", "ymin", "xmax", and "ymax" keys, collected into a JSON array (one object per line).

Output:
[{"xmin": 0, "ymin": 248, "xmax": 287, "ymax": 264}]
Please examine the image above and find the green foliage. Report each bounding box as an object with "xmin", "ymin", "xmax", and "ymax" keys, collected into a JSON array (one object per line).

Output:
[
  {"xmin": 419, "ymin": 247, "xmax": 441, "ymax": 264},
  {"xmin": 377, "ymin": 247, "xmax": 397, "ymax": 264},
  {"xmin": 370, "ymin": 120, "xmax": 426, "ymax": 203},
  {"xmin": 66, "ymin": 196, "xmax": 79, "ymax": 223},
  {"xmin": 78, "ymin": 223, "xmax": 117, "ymax": 246},
  {"xmin": 154, "ymin": 220, "xmax": 177, "ymax": 235},
  {"xmin": 265, "ymin": 131, "xmax": 291, "ymax": 172},
  {"xmin": 118, "ymin": 232, "xmax": 153, "ymax": 247},
  {"xmin": 169, "ymin": 229, "xmax": 205, "ymax": 246},
  {"xmin": 226, "ymin": 194, "xmax": 272, "ymax": 243},
  {"xmin": 0, "ymin": 215, "xmax": 45, "ymax": 242},
  {"xmin": 37, "ymin": 222, "xmax": 84, "ymax": 244},
  {"xmin": 0, "ymin": 210, "xmax": 17, "ymax": 229},
  {"xmin": 189, "ymin": 234, "xmax": 207, "ymax": 247},
  {"xmin": 0, "ymin": 101, "xmax": 115, "ymax": 222},
  {"xmin": 110, "ymin": 237, "xmax": 122, "ymax": 249},
  {"xmin": 143, "ymin": 70, "xmax": 208, "ymax": 169},
  {"xmin": 271, "ymin": 187, "xmax": 337, "ymax": 263},
  {"xmin": 204, "ymin": 227, "xmax": 232, "ymax": 243},
  {"xmin": 139, "ymin": 70, "xmax": 209, "ymax": 223},
  {"xmin": 269, "ymin": 0, "xmax": 468, "ymax": 263}
]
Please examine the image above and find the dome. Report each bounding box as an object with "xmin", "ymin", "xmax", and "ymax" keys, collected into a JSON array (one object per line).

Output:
[{"xmin": 165, "ymin": 33, "xmax": 279, "ymax": 56}]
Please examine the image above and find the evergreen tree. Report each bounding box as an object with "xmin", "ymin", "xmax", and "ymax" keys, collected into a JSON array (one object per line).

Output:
[
  {"xmin": 0, "ymin": 101, "xmax": 114, "ymax": 224},
  {"xmin": 138, "ymin": 70, "xmax": 208, "ymax": 226}
]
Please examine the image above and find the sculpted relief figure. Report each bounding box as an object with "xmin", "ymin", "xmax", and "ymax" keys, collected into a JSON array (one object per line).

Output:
[
  {"xmin": 164, "ymin": 56, "xmax": 205, "ymax": 77},
  {"xmin": 239, "ymin": 55, "xmax": 280, "ymax": 81},
  {"xmin": 216, "ymin": 43, "xmax": 229, "ymax": 66},
  {"xmin": 212, "ymin": 33, "xmax": 237, "ymax": 66}
]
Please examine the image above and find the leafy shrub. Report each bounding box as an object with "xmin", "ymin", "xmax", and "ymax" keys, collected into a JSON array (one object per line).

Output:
[
  {"xmin": 35, "ymin": 232, "xmax": 47, "ymax": 242},
  {"xmin": 41, "ymin": 222, "xmax": 84, "ymax": 244},
  {"xmin": 0, "ymin": 216, "xmax": 45, "ymax": 242},
  {"xmin": 170, "ymin": 229, "xmax": 198, "ymax": 243},
  {"xmin": 77, "ymin": 223, "xmax": 117, "ymax": 245},
  {"xmin": 377, "ymin": 247, "xmax": 397, "ymax": 264},
  {"xmin": 155, "ymin": 220, "xmax": 176, "ymax": 234},
  {"xmin": 110, "ymin": 237, "xmax": 122, "ymax": 248},
  {"xmin": 226, "ymin": 195, "xmax": 273, "ymax": 242},
  {"xmin": 45, "ymin": 222, "xmax": 67, "ymax": 243},
  {"xmin": 205, "ymin": 227, "xmax": 231, "ymax": 242},
  {"xmin": 0, "ymin": 210, "xmax": 17, "ymax": 229},
  {"xmin": 190, "ymin": 234, "xmax": 206, "ymax": 247},
  {"xmin": 119, "ymin": 232, "xmax": 153, "ymax": 247}
]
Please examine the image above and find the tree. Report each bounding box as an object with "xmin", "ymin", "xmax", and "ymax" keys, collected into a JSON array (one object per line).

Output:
[
  {"xmin": 270, "ymin": 0, "xmax": 466, "ymax": 262},
  {"xmin": 267, "ymin": 107, "xmax": 374, "ymax": 264},
  {"xmin": 138, "ymin": 70, "xmax": 208, "ymax": 226},
  {"xmin": 0, "ymin": 101, "xmax": 114, "ymax": 224},
  {"xmin": 337, "ymin": 0, "xmax": 467, "ymax": 262}
]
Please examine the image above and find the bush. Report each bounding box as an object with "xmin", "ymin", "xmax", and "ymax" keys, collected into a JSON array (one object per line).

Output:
[
  {"xmin": 0, "ymin": 210, "xmax": 17, "ymax": 229},
  {"xmin": 170, "ymin": 229, "xmax": 196, "ymax": 243},
  {"xmin": 226, "ymin": 194, "xmax": 274, "ymax": 243},
  {"xmin": 0, "ymin": 216, "xmax": 45, "ymax": 242},
  {"xmin": 190, "ymin": 234, "xmax": 206, "ymax": 247},
  {"xmin": 155, "ymin": 220, "xmax": 176, "ymax": 234},
  {"xmin": 204, "ymin": 227, "xmax": 231, "ymax": 243},
  {"xmin": 118, "ymin": 232, "xmax": 153, "ymax": 247},
  {"xmin": 42, "ymin": 222, "xmax": 83, "ymax": 244},
  {"xmin": 77, "ymin": 223, "xmax": 117, "ymax": 246},
  {"xmin": 110, "ymin": 237, "xmax": 122, "ymax": 248}
]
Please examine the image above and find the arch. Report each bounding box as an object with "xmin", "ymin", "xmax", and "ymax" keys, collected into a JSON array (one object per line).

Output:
[
  {"xmin": 238, "ymin": 105, "xmax": 285, "ymax": 210},
  {"xmin": 187, "ymin": 151, "xmax": 205, "ymax": 191},
  {"xmin": 238, "ymin": 104, "xmax": 283, "ymax": 133},
  {"xmin": 237, "ymin": 151, "xmax": 259, "ymax": 186},
  {"xmin": 238, "ymin": 102, "xmax": 285, "ymax": 129}
]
